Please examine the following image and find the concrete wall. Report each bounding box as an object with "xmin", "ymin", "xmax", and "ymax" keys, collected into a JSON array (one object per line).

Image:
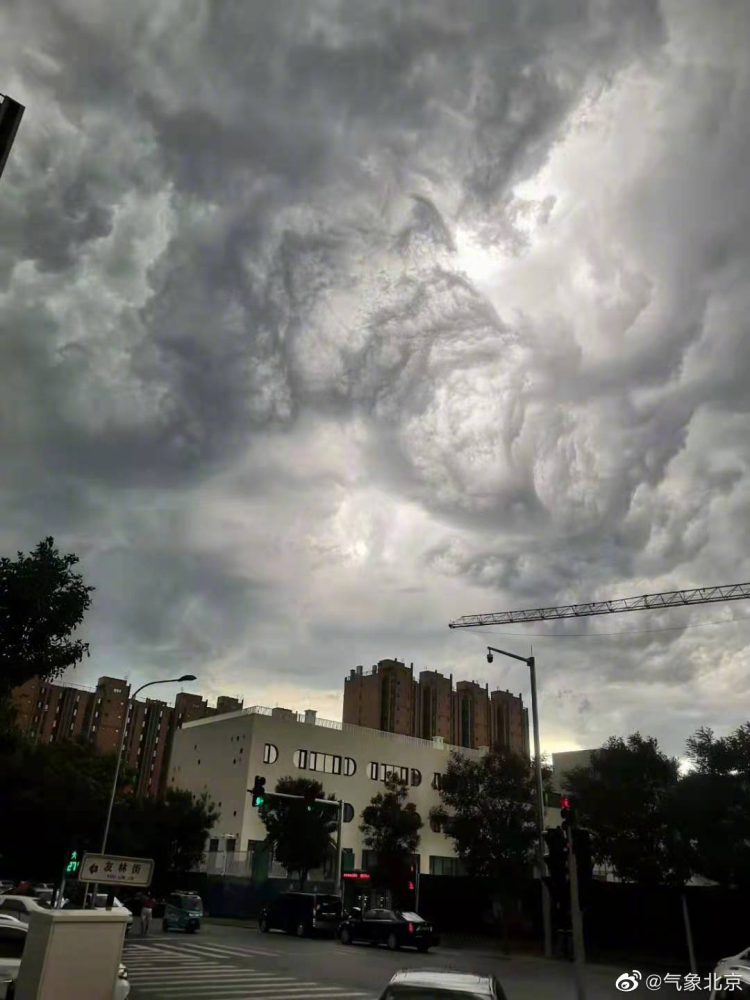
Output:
[{"xmin": 169, "ymin": 709, "xmax": 487, "ymax": 874}]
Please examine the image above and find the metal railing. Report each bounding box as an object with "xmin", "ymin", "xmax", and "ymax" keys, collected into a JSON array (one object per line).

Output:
[
  {"xmin": 196, "ymin": 851, "xmax": 334, "ymax": 881},
  {"xmin": 237, "ymin": 706, "xmax": 483, "ymax": 755}
]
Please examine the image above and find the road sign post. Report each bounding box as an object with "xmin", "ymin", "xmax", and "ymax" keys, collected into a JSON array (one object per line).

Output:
[{"xmin": 79, "ymin": 854, "xmax": 154, "ymax": 890}]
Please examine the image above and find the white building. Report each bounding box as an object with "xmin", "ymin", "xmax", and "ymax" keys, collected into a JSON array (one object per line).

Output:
[
  {"xmin": 551, "ymin": 749, "xmax": 594, "ymax": 794},
  {"xmin": 168, "ymin": 705, "xmax": 486, "ymax": 879}
]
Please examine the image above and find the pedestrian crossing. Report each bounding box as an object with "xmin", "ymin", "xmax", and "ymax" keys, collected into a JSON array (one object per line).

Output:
[{"xmin": 122, "ymin": 940, "xmax": 374, "ymax": 999}]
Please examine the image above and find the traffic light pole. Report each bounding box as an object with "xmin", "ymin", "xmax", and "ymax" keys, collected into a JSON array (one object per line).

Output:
[{"xmin": 567, "ymin": 825, "xmax": 587, "ymax": 1000}]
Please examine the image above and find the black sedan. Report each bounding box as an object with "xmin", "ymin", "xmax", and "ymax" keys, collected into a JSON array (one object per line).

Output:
[{"xmin": 339, "ymin": 907, "xmax": 439, "ymax": 952}]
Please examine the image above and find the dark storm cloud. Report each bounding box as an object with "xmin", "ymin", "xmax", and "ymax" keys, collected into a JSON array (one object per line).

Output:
[{"xmin": 1, "ymin": 0, "xmax": 748, "ymax": 755}]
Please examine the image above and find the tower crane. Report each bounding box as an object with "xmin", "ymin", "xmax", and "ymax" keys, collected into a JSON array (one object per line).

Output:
[
  {"xmin": 448, "ymin": 581, "xmax": 750, "ymax": 629},
  {"xmin": 448, "ymin": 579, "xmax": 750, "ymax": 968}
]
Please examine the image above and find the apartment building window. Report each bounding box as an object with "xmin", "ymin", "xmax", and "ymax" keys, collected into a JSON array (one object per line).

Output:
[
  {"xmin": 342, "ymin": 803, "xmax": 355, "ymax": 823},
  {"xmin": 226, "ymin": 838, "xmax": 236, "ymax": 854},
  {"xmin": 429, "ymin": 856, "xmax": 464, "ymax": 877},
  {"xmin": 209, "ymin": 839, "xmax": 219, "ymax": 853},
  {"xmin": 411, "ymin": 768, "xmax": 422, "ymax": 787},
  {"xmin": 430, "ymin": 815, "xmax": 444, "ymax": 833},
  {"xmin": 343, "ymin": 757, "xmax": 356, "ymax": 776},
  {"xmin": 431, "ymin": 773, "xmax": 443, "ymax": 791},
  {"xmin": 263, "ymin": 743, "xmax": 278, "ymax": 764}
]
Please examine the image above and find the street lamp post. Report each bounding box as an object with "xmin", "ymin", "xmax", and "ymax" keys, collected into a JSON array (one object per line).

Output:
[
  {"xmin": 87, "ymin": 674, "xmax": 197, "ymax": 907},
  {"xmin": 486, "ymin": 646, "xmax": 552, "ymax": 959}
]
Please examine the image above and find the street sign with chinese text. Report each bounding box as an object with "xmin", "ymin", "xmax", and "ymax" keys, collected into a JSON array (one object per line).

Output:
[{"xmin": 79, "ymin": 853, "xmax": 154, "ymax": 887}]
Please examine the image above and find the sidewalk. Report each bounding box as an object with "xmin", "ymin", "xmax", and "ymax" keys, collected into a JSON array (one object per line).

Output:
[{"xmin": 204, "ymin": 916, "xmax": 257, "ymax": 929}]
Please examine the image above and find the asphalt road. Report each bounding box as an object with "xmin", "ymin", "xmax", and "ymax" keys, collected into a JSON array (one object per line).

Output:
[{"xmin": 122, "ymin": 920, "xmax": 669, "ymax": 1000}]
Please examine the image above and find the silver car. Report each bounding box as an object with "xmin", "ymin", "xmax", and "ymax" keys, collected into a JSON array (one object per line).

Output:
[
  {"xmin": 379, "ymin": 970, "xmax": 508, "ymax": 999},
  {"xmin": 711, "ymin": 947, "xmax": 750, "ymax": 998}
]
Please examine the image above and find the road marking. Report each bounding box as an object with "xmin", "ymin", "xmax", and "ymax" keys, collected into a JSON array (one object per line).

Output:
[
  {"xmin": 123, "ymin": 942, "xmax": 371, "ymax": 999},
  {"xmin": 160, "ymin": 941, "xmax": 280, "ymax": 958}
]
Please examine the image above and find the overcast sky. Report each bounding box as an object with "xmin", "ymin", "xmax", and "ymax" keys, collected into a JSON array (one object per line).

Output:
[{"xmin": 2, "ymin": 0, "xmax": 749, "ymax": 757}]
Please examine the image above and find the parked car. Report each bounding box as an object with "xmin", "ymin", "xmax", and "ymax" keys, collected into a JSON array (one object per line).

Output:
[
  {"xmin": 259, "ymin": 892, "xmax": 342, "ymax": 938},
  {"xmin": 33, "ymin": 890, "xmax": 67, "ymax": 909},
  {"xmin": 163, "ymin": 892, "xmax": 203, "ymax": 934},
  {"xmin": 0, "ymin": 897, "xmax": 51, "ymax": 924},
  {"xmin": 88, "ymin": 895, "xmax": 134, "ymax": 936},
  {"xmin": 378, "ymin": 970, "xmax": 506, "ymax": 999},
  {"xmin": 0, "ymin": 921, "xmax": 130, "ymax": 999},
  {"xmin": 711, "ymin": 946, "xmax": 750, "ymax": 998},
  {"xmin": 339, "ymin": 908, "xmax": 439, "ymax": 952}
]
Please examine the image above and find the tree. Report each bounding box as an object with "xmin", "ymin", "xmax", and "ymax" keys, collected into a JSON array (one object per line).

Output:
[
  {"xmin": 0, "ymin": 735, "xmax": 120, "ymax": 880},
  {"xmin": 259, "ymin": 776, "xmax": 338, "ymax": 890},
  {"xmin": 110, "ymin": 789, "xmax": 219, "ymax": 893},
  {"xmin": 360, "ymin": 775, "xmax": 422, "ymax": 907},
  {"xmin": 0, "ymin": 537, "xmax": 95, "ymax": 697},
  {"xmin": 675, "ymin": 724, "xmax": 750, "ymax": 889},
  {"xmin": 430, "ymin": 746, "xmax": 545, "ymax": 885},
  {"xmin": 566, "ymin": 732, "xmax": 686, "ymax": 887},
  {"xmin": 0, "ymin": 734, "xmax": 217, "ymax": 891}
]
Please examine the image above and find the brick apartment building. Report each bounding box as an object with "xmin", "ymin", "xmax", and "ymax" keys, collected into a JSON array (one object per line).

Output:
[
  {"xmin": 343, "ymin": 658, "xmax": 530, "ymax": 756},
  {"xmin": 11, "ymin": 675, "xmax": 243, "ymax": 798}
]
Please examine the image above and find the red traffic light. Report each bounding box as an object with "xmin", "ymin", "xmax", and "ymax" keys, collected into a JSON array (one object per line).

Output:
[{"xmin": 560, "ymin": 795, "xmax": 570, "ymax": 809}]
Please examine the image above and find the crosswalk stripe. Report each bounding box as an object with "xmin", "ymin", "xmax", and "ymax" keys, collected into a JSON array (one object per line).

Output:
[
  {"xmin": 128, "ymin": 972, "xmax": 273, "ymax": 981},
  {"xmin": 128, "ymin": 973, "xmax": 294, "ymax": 981},
  {"xmin": 124, "ymin": 957, "xmax": 211, "ymax": 963},
  {"xmin": 151, "ymin": 988, "xmax": 368, "ymax": 997},
  {"xmin": 120, "ymin": 941, "xmax": 372, "ymax": 1000},
  {"xmin": 161, "ymin": 941, "xmax": 278, "ymax": 957}
]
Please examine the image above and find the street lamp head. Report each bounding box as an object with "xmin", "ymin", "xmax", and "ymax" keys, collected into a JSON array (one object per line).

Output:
[
  {"xmin": 178, "ymin": 674, "xmax": 197, "ymax": 682},
  {"xmin": 486, "ymin": 651, "xmax": 493, "ymax": 664}
]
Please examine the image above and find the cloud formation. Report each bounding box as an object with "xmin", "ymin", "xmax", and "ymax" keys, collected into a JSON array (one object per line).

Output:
[{"xmin": 1, "ymin": 0, "xmax": 749, "ymax": 755}]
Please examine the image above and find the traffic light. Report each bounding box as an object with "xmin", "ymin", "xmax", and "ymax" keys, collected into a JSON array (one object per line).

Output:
[
  {"xmin": 303, "ymin": 787, "xmax": 317, "ymax": 812},
  {"xmin": 251, "ymin": 775, "xmax": 266, "ymax": 807},
  {"xmin": 560, "ymin": 793, "xmax": 578, "ymax": 830}
]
